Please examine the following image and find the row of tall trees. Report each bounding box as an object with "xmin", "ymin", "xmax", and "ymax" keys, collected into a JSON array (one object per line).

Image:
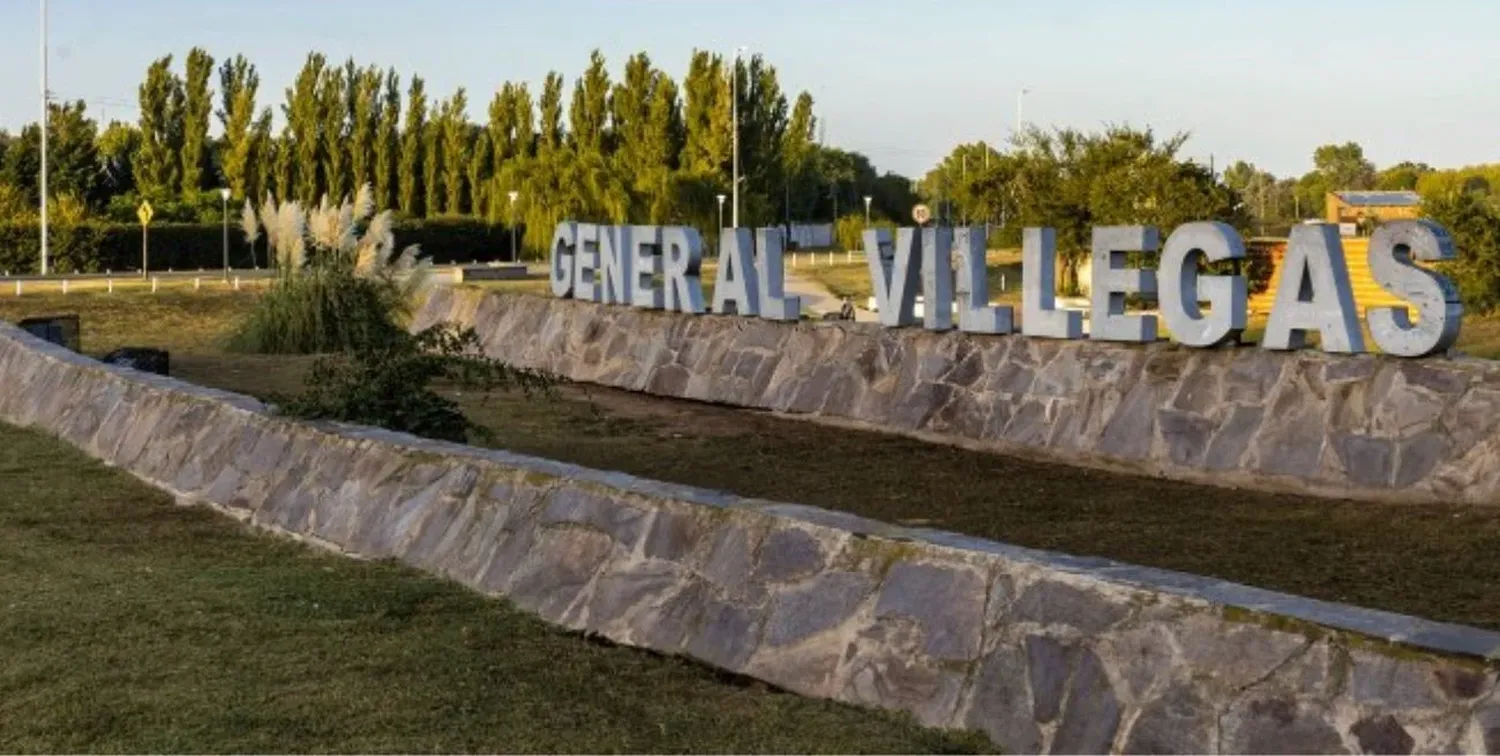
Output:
[{"xmin": 0, "ymin": 47, "xmax": 917, "ymax": 253}]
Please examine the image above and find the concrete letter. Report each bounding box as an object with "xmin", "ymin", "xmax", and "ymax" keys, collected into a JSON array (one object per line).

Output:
[
  {"xmin": 955, "ymin": 226, "xmax": 1013, "ymax": 334},
  {"xmin": 598, "ymin": 225, "xmax": 633, "ymax": 305},
  {"xmin": 712, "ymin": 228, "xmax": 760, "ymax": 316},
  {"xmin": 1090, "ymin": 225, "xmax": 1159, "ymax": 342},
  {"xmin": 921, "ymin": 226, "xmax": 954, "ymax": 330},
  {"xmin": 1367, "ymin": 220, "xmax": 1463, "ymax": 357},
  {"xmin": 1262, "ymin": 224, "xmax": 1364, "ymax": 352},
  {"xmin": 756, "ymin": 227, "xmax": 801, "ymax": 321},
  {"xmin": 573, "ymin": 223, "xmax": 601, "ymax": 302},
  {"xmin": 629, "ymin": 225, "xmax": 663, "ymax": 309},
  {"xmin": 661, "ymin": 226, "xmax": 706, "ymax": 314},
  {"xmin": 1021, "ymin": 227, "xmax": 1083, "ymax": 339},
  {"xmin": 1159, "ymin": 221, "xmax": 1247, "ymax": 346},
  {"xmin": 864, "ymin": 227, "xmax": 922, "ymax": 327},
  {"xmin": 549, "ymin": 221, "xmax": 576, "ymax": 298}
]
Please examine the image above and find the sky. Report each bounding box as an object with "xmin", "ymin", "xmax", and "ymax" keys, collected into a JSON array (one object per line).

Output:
[{"xmin": 0, "ymin": 0, "xmax": 1496, "ymax": 180}]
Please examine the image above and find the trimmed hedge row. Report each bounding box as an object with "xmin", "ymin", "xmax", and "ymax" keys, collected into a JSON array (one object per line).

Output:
[{"xmin": 0, "ymin": 218, "xmax": 524, "ymax": 275}]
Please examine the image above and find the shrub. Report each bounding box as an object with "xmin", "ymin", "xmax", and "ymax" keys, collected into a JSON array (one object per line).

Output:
[
  {"xmin": 274, "ymin": 323, "xmax": 553, "ymax": 443},
  {"xmin": 1425, "ymin": 192, "xmax": 1500, "ymax": 314},
  {"xmin": 227, "ymin": 186, "xmax": 430, "ymax": 354}
]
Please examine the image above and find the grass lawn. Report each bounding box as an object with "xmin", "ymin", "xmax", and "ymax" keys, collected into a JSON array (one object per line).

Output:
[
  {"xmin": 462, "ymin": 262, "xmax": 720, "ymax": 304},
  {"xmin": 6, "ymin": 290, "xmax": 1500, "ymax": 636},
  {"xmin": 798, "ymin": 260, "xmax": 1022, "ymax": 307},
  {"xmin": 0, "ymin": 421, "xmax": 993, "ymax": 753}
]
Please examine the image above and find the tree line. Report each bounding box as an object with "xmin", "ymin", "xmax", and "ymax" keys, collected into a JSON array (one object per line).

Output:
[{"xmin": 0, "ymin": 47, "xmax": 919, "ymax": 253}]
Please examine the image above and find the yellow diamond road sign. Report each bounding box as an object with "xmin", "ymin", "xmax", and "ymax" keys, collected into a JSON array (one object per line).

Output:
[{"xmin": 137, "ymin": 200, "xmax": 153, "ymax": 226}]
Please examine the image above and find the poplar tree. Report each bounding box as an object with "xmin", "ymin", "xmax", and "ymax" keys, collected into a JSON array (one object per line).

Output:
[
  {"xmin": 136, "ymin": 55, "xmax": 185, "ymax": 200},
  {"xmin": 272, "ymin": 128, "xmax": 295, "ymax": 201},
  {"xmin": 680, "ymin": 50, "xmax": 730, "ymax": 178},
  {"xmin": 783, "ymin": 91, "xmax": 818, "ymax": 221},
  {"xmin": 218, "ymin": 54, "xmax": 261, "ymax": 200},
  {"xmin": 440, "ymin": 88, "xmax": 469, "ymax": 215},
  {"xmin": 642, "ymin": 72, "xmax": 684, "ymax": 222},
  {"xmin": 568, "ymin": 50, "xmax": 611, "ymax": 157},
  {"xmin": 537, "ymin": 72, "xmax": 565, "ymax": 157},
  {"xmin": 467, "ymin": 129, "xmax": 491, "ymax": 218},
  {"xmin": 374, "ymin": 69, "xmax": 401, "ymax": 210},
  {"xmin": 320, "ymin": 65, "xmax": 350, "ymax": 201},
  {"xmin": 180, "ymin": 48, "xmax": 214, "ymax": 195},
  {"xmin": 350, "ymin": 66, "xmax": 382, "ymax": 193},
  {"xmin": 488, "ymin": 83, "xmax": 519, "ymax": 178},
  {"xmin": 398, "ymin": 76, "xmax": 426, "ymax": 216},
  {"xmin": 286, "ymin": 53, "xmax": 326, "ymax": 204},
  {"xmin": 423, "ymin": 102, "xmax": 443, "ymax": 217}
]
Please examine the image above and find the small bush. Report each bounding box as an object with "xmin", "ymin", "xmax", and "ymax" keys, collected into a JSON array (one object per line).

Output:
[
  {"xmin": 275, "ymin": 323, "xmax": 553, "ymax": 443},
  {"xmin": 226, "ymin": 266, "xmax": 410, "ymax": 354}
]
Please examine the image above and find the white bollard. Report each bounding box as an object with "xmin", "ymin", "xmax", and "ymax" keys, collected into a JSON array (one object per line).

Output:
[
  {"xmin": 194, "ymin": 277, "xmax": 201, "ymax": 291},
  {"xmin": 108, "ymin": 278, "xmax": 114, "ymax": 294},
  {"xmin": 14, "ymin": 280, "xmax": 20, "ymax": 296},
  {"xmin": 233, "ymin": 276, "xmax": 240, "ymax": 291},
  {"xmin": 828, "ymin": 251, "xmax": 835, "ymax": 266},
  {"xmin": 152, "ymin": 277, "xmax": 159, "ymax": 293},
  {"xmin": 846, "ymin": 250, "xmax": 852, "ymax": 263},
  {"xmin": 1000, "ymin": 274, "xmax": 1007, "ymax": 292},
  {"xmin": 61, "ymin": 279, "xmax": 68, "ymax": 294}
]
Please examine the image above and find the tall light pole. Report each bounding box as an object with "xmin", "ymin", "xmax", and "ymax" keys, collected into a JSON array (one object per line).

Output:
[
  {"xmin": 220, "ymin": 188, "xmax": 230, "ymax": 280},
  {"xmin": 715, "ymin": 192, "xmax": 726, "ymax": 232},
  {"xmin": 731, "ymin": 45, "xmax": 746, "ymax": 229},
  {"xmin": 39, "ymin": 0, "xmax": 49, "ymax": 276},
  {"xmin": 863, "ymin": 195, "xmax": 872, "ymax": 226},
  {"xmin": 507, "ymin": 190, "xmax": 519, "ymax": 261}
]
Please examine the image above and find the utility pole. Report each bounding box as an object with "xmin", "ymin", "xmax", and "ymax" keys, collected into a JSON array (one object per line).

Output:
[
  {"xmin": 39, "ymin": 0, "xmax": 49, "ymax": 276},
  {"xmin": 731, "ymin": 46, "xmax": 746, "ymax": 229}
]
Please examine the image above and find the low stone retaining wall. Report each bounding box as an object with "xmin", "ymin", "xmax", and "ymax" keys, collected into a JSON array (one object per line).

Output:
[
  {"xmin": 1, "ymin": 321, "xmax": 1498, "ymax": 752},
  {"xmin": 415, "ymin": 288, "xmax": 1500, "ymax": 505}
]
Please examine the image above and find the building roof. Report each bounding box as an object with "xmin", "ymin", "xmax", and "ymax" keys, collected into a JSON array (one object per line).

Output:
[{"xmin": 1332, "ymin": 190, "xmax": 1421, "ymax": 207}]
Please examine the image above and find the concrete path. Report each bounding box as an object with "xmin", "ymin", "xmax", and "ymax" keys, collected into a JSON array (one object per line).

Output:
[{"xmin": 784, "ymin": 270, "xmax": 879, "ymax": 323}]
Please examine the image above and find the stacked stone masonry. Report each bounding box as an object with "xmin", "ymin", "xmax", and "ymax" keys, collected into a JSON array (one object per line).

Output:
[
  {"xmin": 415, "ymin": 288, "xmax": 1500, "ymax": 505},
  {"xmin": 3, "ymin": 320, "xmax": 1500, "ymax": 752}
]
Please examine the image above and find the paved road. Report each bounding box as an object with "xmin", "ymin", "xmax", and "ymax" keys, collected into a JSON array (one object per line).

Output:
[{"xmin": 784, "ymin": 270, "xmax": 878, "ymax": 323}]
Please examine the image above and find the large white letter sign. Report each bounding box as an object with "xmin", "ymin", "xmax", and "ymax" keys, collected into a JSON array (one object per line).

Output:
[
  {"xmin": 598, "ymin": 225, "xmax": 634, "ymax": 305},
  {"xmin": 1262, "ymin": 224, "xmax": 1364, "ymax": 352},
  {"xmin": 661, "ymin": 226, "xmax": 706, "ymax": 314},
  {"xmin": 1022, "ymin": 227, "xmax": 1083, "ymax": 339},
  {"xmin": 712, "ymin": 228, "xmax": 760, "ymax": 315},
  {"xmin": 550, "ymin": 221, "xmax": 576, "ymax": 297},
  {"xmin": 1159, "ymin": 222, "xmax": 1247, "ymax": 347},
  {"xmin": 1090, "ymin": 225, "xmax": 1159, "ymax": 342},
  {"xmin": 864, "ymin": 227, "xmax": 922, "ymax": 327},
  {"xmin": 921, "ymin": 226, "xmax": 955, "ymax": 331},
  {"xmin": 1367, "ymin": 220, "xmax": 1463, "ymax": 357},
  {"xmin": 573, "ymin": 223, "xmax": 601, "ymax": 302},
  {"xmin": 629, "ymin": 225, "xmax": 663, "ymax": 309},
  {"xmin": 756, "ymin": 227, "xmax": 801, "ymax": 321},
  {"xmin": 955, "ymin": 226, "xmax": 1013, "ymax": 334}
]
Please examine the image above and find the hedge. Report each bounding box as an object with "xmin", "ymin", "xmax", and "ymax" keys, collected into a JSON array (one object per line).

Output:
[{"xmin": 0, "ymin": 218, "xmax": 524, "ymax": 275}]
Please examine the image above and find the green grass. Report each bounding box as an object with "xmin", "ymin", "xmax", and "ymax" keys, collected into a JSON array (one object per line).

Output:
[
  {"xmin": 799, "ymin": 261, "xmax": 1022, "ymax": 306},
  {"xmin": 0, "ymin": 422, "xmax": 993, "ymax": 753},
  {"xmin": 9, "ymin": 290, "xmax": 1500, "ymax": 635}
]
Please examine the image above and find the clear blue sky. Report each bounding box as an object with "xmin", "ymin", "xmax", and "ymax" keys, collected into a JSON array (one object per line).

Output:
[{"xmin": 0, "ymin": 0, "xmax": 1495, "ymax": 179}]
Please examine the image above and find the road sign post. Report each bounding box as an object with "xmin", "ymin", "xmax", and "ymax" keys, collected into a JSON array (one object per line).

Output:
[{"xmin": 137, "ymin": 200, "xmax": 153, "ymax": 279}]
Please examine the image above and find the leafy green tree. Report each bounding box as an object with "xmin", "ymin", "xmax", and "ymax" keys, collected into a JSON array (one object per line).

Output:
[
  {"xmin": 1377, "ymin": 161, "xmax": 1433, "ymax": 191},
  {"xmin": 2, "ymin": 101, "xmax": 101, "ymax": 206},
  {"xmin": 350, "ymin": 65, "xmax": 383, "ymax": 194},
  {"xmin": 375, "ymin": 69, "xmax": 401, "ymax": 210},
  {"xmin": 467, "ymin": 129, "xmax": 492, "ymax": 219},
  {"xmin": 1424, "ymin": 191, "xmax": 1500, "ymax": 313},
  {"xmin": 96, "ymin": 120, "xmax": 142, "ymax": 197},
  {"xmin": 179, "ymin": 48, "xmax": 214, "ymax": 194},
  {"xmin": 423, "ymin": 102, "xmax": 443, "ymax": 217},
  {"xmin": 399, "ymin": 75, "xmax": 426, "ymax": 216},
  {"xmin": 680, "ymin": 50, "xmax": 730, "ymax": 177},
  {"xmin": 440, "ymin": 88, "xmax": 469, "ymax": 214},
  {"xmin": 271, "ymin": 128, "xmax": 295, "ymax": 201},
  {"xmin": 136, "ymin": 55, "xmax": 184, "ymax": 200},
  {"xmin": 1312, "ymin": 142, "xmax": 1376, "ymax": 192},
  {"xmin": 218, "ymin": 54, "xmax": 263, "ymax": 200},
  {"xmin": 320, "ymin": 65, "xmax": 350, "ymax": 201},
  {"xmin": 733, "ymin": 54, "xmax": 789, "ymax": 225},
  {"xmin": 537, "ymin": 72, "xmax": 565, "ymax": 157},
  {"xmin": 286, "ymin": 53, "xmax": 326, "ymax": 204},
  {"xmin": 568, "ymin": 50, "xmax": 612, "ymax": 156}
]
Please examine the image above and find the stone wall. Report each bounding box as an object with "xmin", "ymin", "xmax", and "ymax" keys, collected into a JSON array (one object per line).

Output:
[
  {"xmin": 2, "ymin": 321, "xmax": 1499, "ymax": 752},
  {"xmin": 415, "ymin": 288, "xmax": 1500, "ymax": 505}
]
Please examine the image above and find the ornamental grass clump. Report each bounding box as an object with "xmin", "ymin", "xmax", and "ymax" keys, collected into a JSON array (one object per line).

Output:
[{"xmin": 228, "ymin": 184, "xmax": 432, "ymax": 354}]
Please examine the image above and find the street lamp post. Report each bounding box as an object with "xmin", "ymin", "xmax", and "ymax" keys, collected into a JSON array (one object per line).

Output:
[
  {"xmin": 863, "ymin": 195, "xmax": 872, "ymax": 226},
  {"xmin": 731, "ymin": 45, "xmax": 746, "ymax": 229},
  {"xmin": 507, "ymin": 190, "xmax": 519, "ymax": 262},
  {"xmin": 220, "ymin": 188, "xmax": 230, "ymax": 280},
  {"xmin": 716, "ymin": 193, "xmax": 726, "ymax": 233},
  {"xmin": 39, "ymin": 0, "xmax": 49, "ymax": 276}
]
